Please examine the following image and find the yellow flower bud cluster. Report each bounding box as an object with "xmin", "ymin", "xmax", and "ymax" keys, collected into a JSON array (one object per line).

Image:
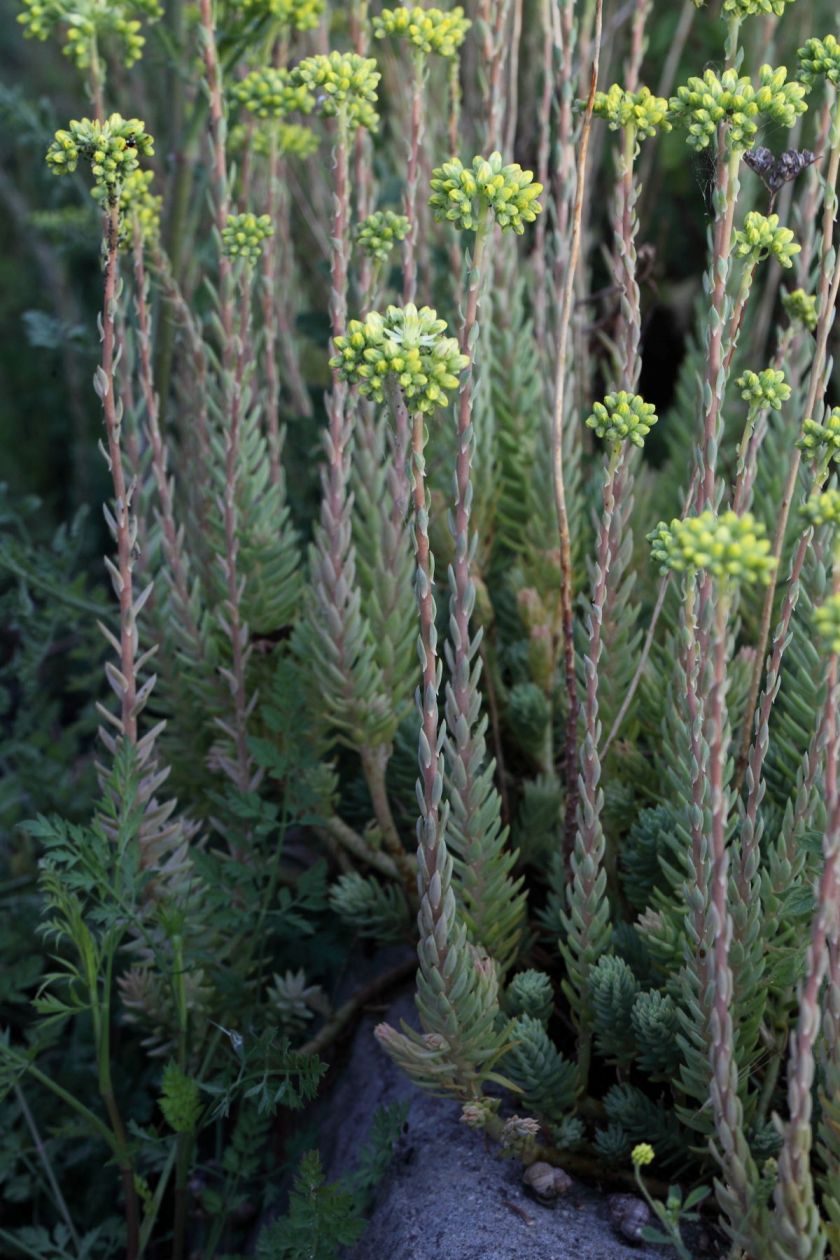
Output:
[
  {"xmin": 631, "ymin": 1143, "xmax": 655, "ymax": 1168},
  {"xmin": 798, "ymin": 409, "xmax": 840, "ymax": 464},
  {"xmin": 227, "ymin": 121, "xmax": 319, "ymax": 159},
  {"xmin": 115, "ymin": 169, "xmax": 162, "ymax": 245},
  {"xmin": 46, "ymin": 115, "xmax": 154, "ymax": 204},
  {"xmin": 232, "ymin": 67, "xmax": 314, "ymax": 119},
  {"xmin": 221, "ymin": 212, "xmax": 274, "ymax": 263},
  {"xmin": 799, "ymin": 35, "xmax": 840, "ymax": 89},
  {"xmin": 736, "ymin": 368, "xmax": 790, "ymax": 411},
  {"xmin": 782, "ymin": 288, "xmax": 818, "ymax": 331},
  {"xmin": 591, "ymin": 84, "xmax": 671, "ymax": 140},
  {"xmin": 429, "ymin": 151, "xmax": 542, "ymax": 234},
  {"xmin": 733, "ymin": 211, "xmax": 800, "ymax": 268},
  {"xmin": 585, "ymin": 391, "xmax": 658, "ymax": 449},
  {"xmin": 236, "ymin": 0, "xmax": 324, "ymax": 29},
  {"xmin": 723, "ymin": 0, "xmax": 795, "ymax": 15},
  {"xmin": 649, "ymin": 510, "xmax": 777, "ymax": 585},
  {"xmin": 372, "ymin": 6, "xmax": 470, "ymax": 58},
  {"xmin": 669, "ymin": 65, "xmax": 807, "ymax": 153},
  {"xmin": 356, "ymin": 210, "xmax": 409, "ymax": 261},
  {"xmin": 815, "ymin": 594, "xmax": 840, "ymax": 655},
  {"xmin": 292, "ymin": 52, "xmax": 380, "ymax": 132},
  {"xmin": 801, "ymin": 489, "xmax": 840, "ymax": 530},
  {"xmin": 330, "ymin": 303, "xmax": 468, "ymax": 414},
  {"xmin": 18, "ymin": 0, "xmax": 162, "ymax": 70}
]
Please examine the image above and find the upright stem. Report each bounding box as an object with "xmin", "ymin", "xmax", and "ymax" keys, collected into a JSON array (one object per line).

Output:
[
  {"xmin": 552, "ymin": 0, "xmax": 603, "ymax": 859},
  {"xmin": 403, "ymin": 51, "xmax": 426, "ymax": 306},
  {"xmin": 100, "ymin": 203, "xmax": 139, "ymax": 748},
  {"xmin": 261, "ymin": 129, "xmax": 284, "ymax": 488}
]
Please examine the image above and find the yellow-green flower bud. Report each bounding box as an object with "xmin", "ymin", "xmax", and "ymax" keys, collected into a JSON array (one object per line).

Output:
[
  {"xmin": 736, "ymin": 368, "xmax": 790, "ymax": 411},
  {"xmin": 801, "ymin": 489, "xmax": 840, "ymax": 529},
  {"xmin": 232, "ymin": 67, "xmax": 314, "ymax": 119},
  {"xmin": 330, "ymin": 302, "xmax": 468, "ymax": 413},
  {"xmin": 221, "ymin": 212, "xmax": 274, "ymax": 263},
  {"xmin": 816, "ymin": 594, "xmax": 840, "ymax": 654},
  {"xmin": 591, "ymin": 84, "xmax": 671, "ymax": 140},
  {"xmin": 372, "ymin": 5, "xmax": 470, "ymax": 57},
  {"xmin": 429, "ymin": 151, "xmax": 543, "ymax": 234},
  {"xmin": 798, "ymin": 409, "xmax": 840, "ymax": 464},
  {"xmin": 46, "ymin": 114, "xmax": 155, "ymax": 205},
  {"xmin": 782, "ymin": 287, "xmax": 818, "ymax": 331},
  {"xmin": 631, "ymin": 1143, "xmax": 655, "ymax": 1168},
  {"xmin": 586, "ymin": 391, "xmax": 658, "ymax": 449},
  {"xmin": 292, "ymin": 52, "xmax": 380, "ymax": 132},
  {"xmin": 356, "ymin": 210, "xmax": 409, "ymax": 261},
  {"xmin": 733, "ymin": 211, "xmax": 800, "ymax": 268},
  {"xmin": 799, "ymin": 35, "xmax": 840, "ymax": 89},
  {"xmin": 669, "ymin": 65, "xmax": 807, "ymax": 154},
  {"xmin": 649, "ymin": 510, "xmax": 777, "ymax": 585}
]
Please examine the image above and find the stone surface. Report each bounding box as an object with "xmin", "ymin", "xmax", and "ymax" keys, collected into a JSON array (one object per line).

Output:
[{"xmin": 320, "ymin": 990, "xmax": 690, "ymax": 1260}]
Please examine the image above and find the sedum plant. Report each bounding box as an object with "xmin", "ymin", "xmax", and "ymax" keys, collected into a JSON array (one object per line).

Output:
[{"xmin": 9, "ymin": 0, "xmax": 840, "ymax": 1254}]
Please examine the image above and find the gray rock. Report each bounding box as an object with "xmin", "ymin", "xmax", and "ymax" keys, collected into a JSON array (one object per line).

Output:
[{"xmin": 320, "ymin": 991, "xmax": 687, "ymax": 1260}]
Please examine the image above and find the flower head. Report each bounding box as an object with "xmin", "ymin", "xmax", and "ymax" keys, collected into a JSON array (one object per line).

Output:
[
  {"xmin": 631, "ymin": 1143, "xmax": 655, "ymax": 1168},
  {"xmin": 228, "ymin": 121, "xmax": 319, "ymax": 159},
  {"xmin": 18, "ymin": 0, "xmax": 162, "ymax": 69},
  {"xmin": 591, "ymin": 84, "xmax": 671, "ymax": 139},
  {"xmin": 736, "ymin": 368, "xmax": 790, "ymax": 412},
  {"xmin": 372, "ymin": 5, "xmax": 470, "ymax": 57},
  {"xmin": 816, "ymin": 594, "xmax": 840, "ymax": 654},
  {"xmin": 733, "ymin": 211, "xmax": 800, "ymax": 268},
  {"xmin": 356, "ymin": 209, "xmax": 410, "ymax": 261},
  {"xmin": 233, "ymin": 0, "xmax": 323, "ymax": 27},
  {"xmin": 801, "ymin": 489, "xmax": 840, "ymax": 530},
  {"xmin": 116, "ymin": 168, "xmax": 162, "ymax": 244},
  {"xmin": 586, "ymin": 391, "xmax": 658, "ymax": 449},
  {"xmin": 798, "ymin": 409, "xmax": 840, "ymax": 465},
  {"xmin": 330, "ymin": 302, "xmax": 468, "ymax": 413},
  {"xmin": 232, "ymin": 67, "xmax": 314, "ymax": 119},
  {"xmin": 292, "ymin": 52, "xmax": 380, "ymax": 131},
  {"xmin": 669, "ymin": 65, "xmax": 807, "ymax": 154},
  {"xmin": 429, "ymin": 151, "xmax": 543, "ymax": 234},
  {"xmin": 649, "ymin": 510, "xmax": 777, "ymax": 585},
  {"xmin": 46, "ymin": 114, "xmax": 154, "ymax": 204},
  {"xmin": 799, "ymin": 35, "xmax": 840, "ymax": 89},
  {"xmin": 221, "ymin": 212, "xmax": 274, "ymax": 263},
  {"xmin": 722, "ymin": 0, "xmax": 795, "ymax": 14},
  {"xmin": 782, "ymin": 287, "xmax": 818, "ymax": 331}
]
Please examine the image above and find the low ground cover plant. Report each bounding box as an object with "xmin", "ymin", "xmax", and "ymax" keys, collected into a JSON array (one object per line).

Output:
[{"xmin": 3, "ymin": 0, "xmax": 840, "ymax": 1256}]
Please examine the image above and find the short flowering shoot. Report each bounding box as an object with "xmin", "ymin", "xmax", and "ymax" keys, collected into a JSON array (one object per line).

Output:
[
  {"xmin": 221, "ymin": 213, "xmax": 274, "ymax": 263},
  {"xmin": 591, "ymin": 85, "xmax": 671, "ymax": 139},
  {"xmin": 668, "ymin": 65, "xmax": 808, "ymax": 153},
  {"xmin": 292, "ymin": 52, "xmax": 381, "ymax": 131},
  {"xmin": 46, "ymin": 114, "xmax": 154, "ymax": 203},
  {"xmin": 649, "ymin": 510, "xmax": 777, "ymax": 584},
  {"xmin": 232, "ymin": 68, "xmax": 315, "ymax": 119},
  {"xmin": 372, "ymin": 5, "xmax": 470, "ymax": 58},
  {"xmin": 733, "ymin": 211, "xmax": 800, "ymax": 267},
  {"xmin": 356, "ymin": 210, "xmax": 410, "ymax": 262},
  {"xmin": 586, "ymin": 392, "xmax": 658, "ymax": 449}
]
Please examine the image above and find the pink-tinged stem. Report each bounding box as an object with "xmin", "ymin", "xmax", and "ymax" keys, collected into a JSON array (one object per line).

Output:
[
  {"xmin": 553, "ymin": 0, "xmax": 603, "ymax": 861},
  {"xmin": 403, "ymin": 51, "xmax": 425, "ymax": 306},
  {"xmin": 100, "ymin": 204, "xmax": 138, "ymax": 747}
]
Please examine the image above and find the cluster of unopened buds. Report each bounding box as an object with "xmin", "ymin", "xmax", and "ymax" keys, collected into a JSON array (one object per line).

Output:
[
  {"xmin": 586, "ymin": 392, "xmax": 658, "ymax": 449},
  {"xmin": 232, "ymin": 67, "xmax": 314, "ymax": 119},
  {"xmin": 801, "ymin": 489, "xmax": 840, "ymax": 530},
  {"xmin": 46, "ymin": 114, "xmax": 154, "ymax": 204},
  {"xmin": 356, "ymin": 210, "xmax": 410, "ymax": 261},
  {"xmin": 591, "ymin": 84, "xmax": 671, "ymax": 139},
  {"xmin": 18, "ymin": 0, "xmax": 162, "ymax": 69},
  {"xmin": 798, "ymin": 34, "xmax": 840, "ymax": 89},
  {"xmin": 235, "ymin": 0, "xmax": 324, "ymax": 28},
  {"xmin": 736, "ymin": 368, "xmax": 790, "ymax": 411},
  {"xmin": 782, "ymin": 287, "xmax": 818, "ymax": 331},
  {"xmin": 221, "ymin": 212, "xmax": 274, "ymax": 263},
  {"xmin": 722, "ymin": 0, "xmax": 795, "ymax": 15},
  {"xmin": 649, "ymin": 510, "xmax": 777, "ymax": 585},
  {"xmin": 668, "ymin": 65, "xmax": 807, "ymax": 152},
  {"xmin": 372, "ymin": 5, "xmax": 470, "ymax": 57},
  {"xmin": 733, "ymin": 211, "xmax": 800, "ymax": 267},
  {"xmin": 331, "ymin": 303, "xmax": 467, "ymax": 413},
  {"xmin": 292, "ymin": 52, "xmax": 380, "ymax": 131},
  {"xmin": 429, "ymin": 151, "xmax": 543, "ymax": 234},
  {"xmin": 798, "ymin": 409, "xmax": 840, "ymax": 464},
  {"xmin": 815, "ymin": 595, "xmax": 840, "ymax": 654}
]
